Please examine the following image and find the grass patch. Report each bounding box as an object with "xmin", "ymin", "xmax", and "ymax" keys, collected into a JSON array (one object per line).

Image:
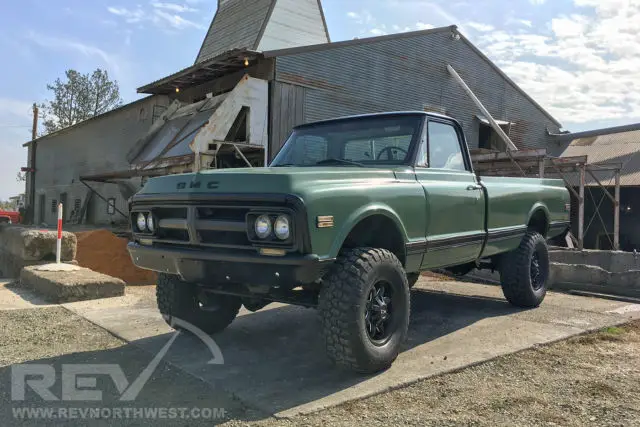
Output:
[
  {"xmin": 601, "ymin": 326, "xmax": 626, "ymax": 335},
  {"xmin": 573, "ymin": 326, "xmax": 629, "ymax": 344}
]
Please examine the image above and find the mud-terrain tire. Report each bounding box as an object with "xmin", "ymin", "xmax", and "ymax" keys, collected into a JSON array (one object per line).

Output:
[
  {"xmin": 319, "ymin": 248, "xmax": 410, "ymax": 373},
  {"xmin": 407, "ymin": 273, "xmax": 420, "ymax": 289},
  {"xmin": 499, "ymin": 231, "xmax": 549, "ymax": 308},
  {"xmin": 156, "ymin": 273, "xmax": 242, "ymax": 335}
]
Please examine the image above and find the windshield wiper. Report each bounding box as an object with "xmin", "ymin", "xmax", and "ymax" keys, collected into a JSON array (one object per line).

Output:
[
  {"xmin": 314, "ymin": 158, "xmax": 365, "ymax": 167},
  {"xmin": 271, "ymin": 163, "xmax": 297, "ymax": 167}
]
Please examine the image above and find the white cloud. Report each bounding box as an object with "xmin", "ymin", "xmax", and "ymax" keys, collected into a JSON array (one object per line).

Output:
[
  {"xmin": 530, "ymin": 0, "xmax": 546, "ymax": 4},
  {"xmin": 467, "ymin": 22, "xmax": 495, "ymax": 32},
  {"xmin": 347, "ymin": 11, "xmax": 359, "ymax": 19},
  {"xmin": 416, "ymin": 22, "xmax": 435, "ymax": 30},
  {"xmin": 108, "ymin": 2, "xmax": 204, "ymax": 31},
  {"xmin": 107, "ymin": 7, "xmax": 146, "ymax": 24},
  {"xmin": 151, "ymin": 2, "xmax": 197, "ymax": 13},
  {"xmin": 471, "ymin": 0, "xmax": 640, "ymax": 124},
  {"xmin": 153, "ymin": 10, "xmax": 205, "ymax": 29}
]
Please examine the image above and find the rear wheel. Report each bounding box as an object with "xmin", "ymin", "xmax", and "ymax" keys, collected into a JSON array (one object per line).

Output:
[
  {"xmin": 499, "ymin": 232, "xmax": 549, "ymax": 308},
  {"xmin": 156, "ymin": 273, "xmax": 242, "ymax": 334},
  {"xmin": 319, "ymin": 248, "xmax": 410, "ymax": 373}
]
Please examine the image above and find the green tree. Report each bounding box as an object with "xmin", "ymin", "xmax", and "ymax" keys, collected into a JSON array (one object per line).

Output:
[{"xmin": 40, "ymin": 69, "xmax": 123, "ymax": 135}]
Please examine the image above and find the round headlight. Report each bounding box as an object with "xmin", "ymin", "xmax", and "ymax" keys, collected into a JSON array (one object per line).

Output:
[
  {"xmin": 146, "ymin": 215, "xmax": 155, "ymax": 233},
  {"xmin": 136, "ymin": 213, "xmax": 147, "ymax": 232},
  {"xmin": 254, "ymin": 215, "xmax": 272, "ymax": 239},
  {"xmin": 274, "ymin": 215, "xmax": 290, "ymax": 240}
]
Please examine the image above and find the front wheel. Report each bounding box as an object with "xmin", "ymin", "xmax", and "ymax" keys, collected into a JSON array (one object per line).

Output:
[
  {"xmin": 156, "ymin": 273, "xmax": 242, "ymax": 335},
  {"xmin": 318, "ymin": 248, "xmax": 410, "ymax": 373},
  {"xmin": 499, "ymin": 231, "xmax": 549, "ymax": 308}
]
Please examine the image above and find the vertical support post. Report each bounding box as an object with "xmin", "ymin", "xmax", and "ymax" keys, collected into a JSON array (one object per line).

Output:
[
  {"xmin": 27, "ymin": 103, "xmax": 39, "ymax": 224},
  {"xmin": 578, "ymin": 165, "xmax": 585, "ymax": 251},
  {"xmin": 32, "ymin": 103, "xmax": 39, "ymax": 141},
  {"xmin": 539, "ymin": 159, "xmax": 545, "ymax": 178},
  {"xmin": 56, "ymin": 203, "xmax": 63, "ymax": 264},
  {"xmin": 614, "ymin": 170, "xmax": 620, "ymax": 251}
]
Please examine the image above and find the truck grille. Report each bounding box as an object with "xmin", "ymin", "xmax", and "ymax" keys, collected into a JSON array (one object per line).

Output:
[{"xmin": 131, "ymin": 201, "xmax": 296, "ymax": 251}]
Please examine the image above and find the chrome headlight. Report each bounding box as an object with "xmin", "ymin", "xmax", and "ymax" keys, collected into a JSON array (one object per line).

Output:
[
  {"xmin": 136, "ymin": 213, "xmax": 147, "ymax": 232},
  {"xmin": 254, "ymin": 215, "xmax": 272, "ymax": 239},
  {"xmin": 146, "ymin": 215, "xmax": 155, "ymax": 233},
  {"xmin": 274, "ymin": 215, "xmax": 290, "ymax": 240}
]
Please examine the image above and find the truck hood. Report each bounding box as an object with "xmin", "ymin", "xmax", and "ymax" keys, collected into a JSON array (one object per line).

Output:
[{"xmin": 137, "ymin": 167, "xmax": 401, "ymax": 198}]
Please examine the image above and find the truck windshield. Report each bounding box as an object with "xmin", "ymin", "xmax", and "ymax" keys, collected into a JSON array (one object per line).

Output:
[{"xmin": 271, "ymin": 115, "xmax": 423, "ymax": 167}]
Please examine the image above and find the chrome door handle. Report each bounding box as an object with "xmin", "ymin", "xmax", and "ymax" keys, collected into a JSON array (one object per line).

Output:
[{"xmin": 467, "ymin": 185, "xmax": 482, "ymax": 191}]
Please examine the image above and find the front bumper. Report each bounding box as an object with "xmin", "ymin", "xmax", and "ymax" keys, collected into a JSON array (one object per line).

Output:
[{"xmin": 127, "ymin": 243, "xmax": 334, "ymax": 287}]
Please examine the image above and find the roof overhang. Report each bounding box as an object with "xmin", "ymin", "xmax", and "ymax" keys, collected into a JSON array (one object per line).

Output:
[
  {"xmin": 137, "ymin": 49, "xmax": 263, "ymax": 95},
  {"xmin": 476, "ymin": 115, "xmax": 512, "ymax": 127}
]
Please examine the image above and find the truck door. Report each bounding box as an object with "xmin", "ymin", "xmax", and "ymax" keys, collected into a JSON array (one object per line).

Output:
[{"xmin": 414, "ymin": 118, "xmax": 486, "ymax": 268}]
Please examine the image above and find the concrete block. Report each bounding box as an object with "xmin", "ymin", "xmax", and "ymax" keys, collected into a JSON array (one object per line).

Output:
[
  {"xmin": 550, "ymin": 262, "xmax": 640, "ymax": 299},
  {"xmin": 0, "ymin": 226, "xmax": 77, "ymax": 278},
  {"xmin": 550, "ymin": 249, "xmax": 640, "ymax": 273},
  {"xmin": 20, "ymin": 265, "xmax": 125, "ymax": 303}
]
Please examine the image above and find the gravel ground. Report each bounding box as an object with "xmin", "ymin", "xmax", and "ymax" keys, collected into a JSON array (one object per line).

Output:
[
  {"xmin": 224, "ymin": 321, "xmax": 640, "ymax": 427},
  {"xmin": 0, "ymin": 307, "xmax": 123, "ymax": 366},
  {"xmin": 0, "ymin": 307, "xmax": 254, "ymax": 426},
  {"xmin": 1, "ymin": 307, "xmax": 638, "ymax": 426}
]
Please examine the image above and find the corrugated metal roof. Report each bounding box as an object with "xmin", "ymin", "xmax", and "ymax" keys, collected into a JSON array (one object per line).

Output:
[
  {"xmin": 560, "ymin": 127, "xmax": 640, "ymax": 186},
  {"xmin": 196, "ymin": 0, "xmax": 274, "ymax": 63},
  {"xmin": 264, "ymin": 26, "xmax": 561, "ymax": 128},
  {"xmin": 195, "ymin": 0, "xmax": 330, "ymax": 64}
]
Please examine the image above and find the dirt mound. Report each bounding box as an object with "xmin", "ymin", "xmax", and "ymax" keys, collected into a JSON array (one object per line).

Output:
[{"xmin": 74, "ymin": 229, "xmax": 157, "ymax": 285}]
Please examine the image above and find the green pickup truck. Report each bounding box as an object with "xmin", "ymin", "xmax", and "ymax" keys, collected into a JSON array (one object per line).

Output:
[{"xmin": 128, "ymin": 111, "xmax": 570, "ymax": 373}]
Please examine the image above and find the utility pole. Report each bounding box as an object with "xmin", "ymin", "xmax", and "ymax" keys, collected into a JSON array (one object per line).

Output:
[
  {"xmin": 27, "ymin": 103, "xmax": 39, "ymax": 224},
  {"xmin": 32, "ymin": 103, "xmax": 38, "ymax": 140}
]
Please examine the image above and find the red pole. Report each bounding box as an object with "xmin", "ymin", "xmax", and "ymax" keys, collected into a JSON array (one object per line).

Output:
[{"xmin": 56, "ymin": 203, "xmax": 63, "ymax": 263}]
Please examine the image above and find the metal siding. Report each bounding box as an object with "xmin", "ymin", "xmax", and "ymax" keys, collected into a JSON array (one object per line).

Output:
[
  {"xmin": 33, "ymin": 96, "xmax": 169, "ymax": 226},
  {"xmin": 257, "ymin": 0, "xmax": 329, "ymax": 51},
  {"xmin": 269, "ymin": 81, "xmax": 306, "ymax": 160},
  {"xmin": 196, "ymin": 0, "xmax": 274, "ymax": 63},
  {"xmin": 274, "ymin": 31, "xmax": 560, "ymax": 150},
  {"xmin": 269, "ymin": 81, "xmax": 305, "ymax": 161}
]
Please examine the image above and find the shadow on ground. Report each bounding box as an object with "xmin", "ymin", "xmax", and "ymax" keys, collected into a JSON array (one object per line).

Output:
[{"xmin": 2, "ymin": 288, "xmax": 524, "ymax": 425}]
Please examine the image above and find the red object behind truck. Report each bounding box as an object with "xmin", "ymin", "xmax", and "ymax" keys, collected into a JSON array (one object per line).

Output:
[{"xmin": 0, "ymin": 210, "xmax": 22, "ymax": 224}]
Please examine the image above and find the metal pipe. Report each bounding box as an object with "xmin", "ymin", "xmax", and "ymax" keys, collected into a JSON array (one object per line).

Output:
[
  {"xmin": 80, "ymin": 180, "xmax": 129, "ymax": 219},
  {"xmin": 447, "ymin": 64, "xmax": 518, "ymax": 151},
  {"xmin": 614, "ymin": 170, "xmax": 620, "ymax": 251},
  {"xmin": 578, "ymin": 165, "xmax": 585, "ymax": 251},
  {"xmin": 233, "ymin": 144, "xmax": 253, "ymax": 168}
]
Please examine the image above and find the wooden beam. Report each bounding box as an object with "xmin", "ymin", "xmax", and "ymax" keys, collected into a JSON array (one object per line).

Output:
[
  {"xmin": 586, "ymin": 169, "xmax": 617, "ymax": 204},
  {"xmin": 471, "ymin": 149, "xmax": 546, "ymax": 162},
  {"xmin": 549, "ymin": 155, "xmax": 588, "ymax": 165}
]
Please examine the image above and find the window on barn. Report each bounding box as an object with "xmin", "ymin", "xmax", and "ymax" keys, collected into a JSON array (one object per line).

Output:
[{"xmin": 477, "ymin": 115, "xmax": 513, "ymax": 151}]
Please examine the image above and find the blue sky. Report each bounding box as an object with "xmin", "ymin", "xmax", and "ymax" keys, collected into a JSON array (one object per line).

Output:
[{"xmin": 1, "ymin": 0, "xmax": 639, "ymax": 200}]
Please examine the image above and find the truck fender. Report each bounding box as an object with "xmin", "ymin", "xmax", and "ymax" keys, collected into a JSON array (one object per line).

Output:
[
  {"xmin": 526, "ymin": 203, "xmax": 550, "ymax": 235},
  {"xmin": 328, "ymin": 203, "xmax": 409, "ymax": 259}
]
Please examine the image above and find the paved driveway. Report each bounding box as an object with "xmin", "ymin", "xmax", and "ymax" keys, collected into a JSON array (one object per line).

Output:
[{"xmin": 46, "ymin": 278, "xmax": 640, "ymax": 418}]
